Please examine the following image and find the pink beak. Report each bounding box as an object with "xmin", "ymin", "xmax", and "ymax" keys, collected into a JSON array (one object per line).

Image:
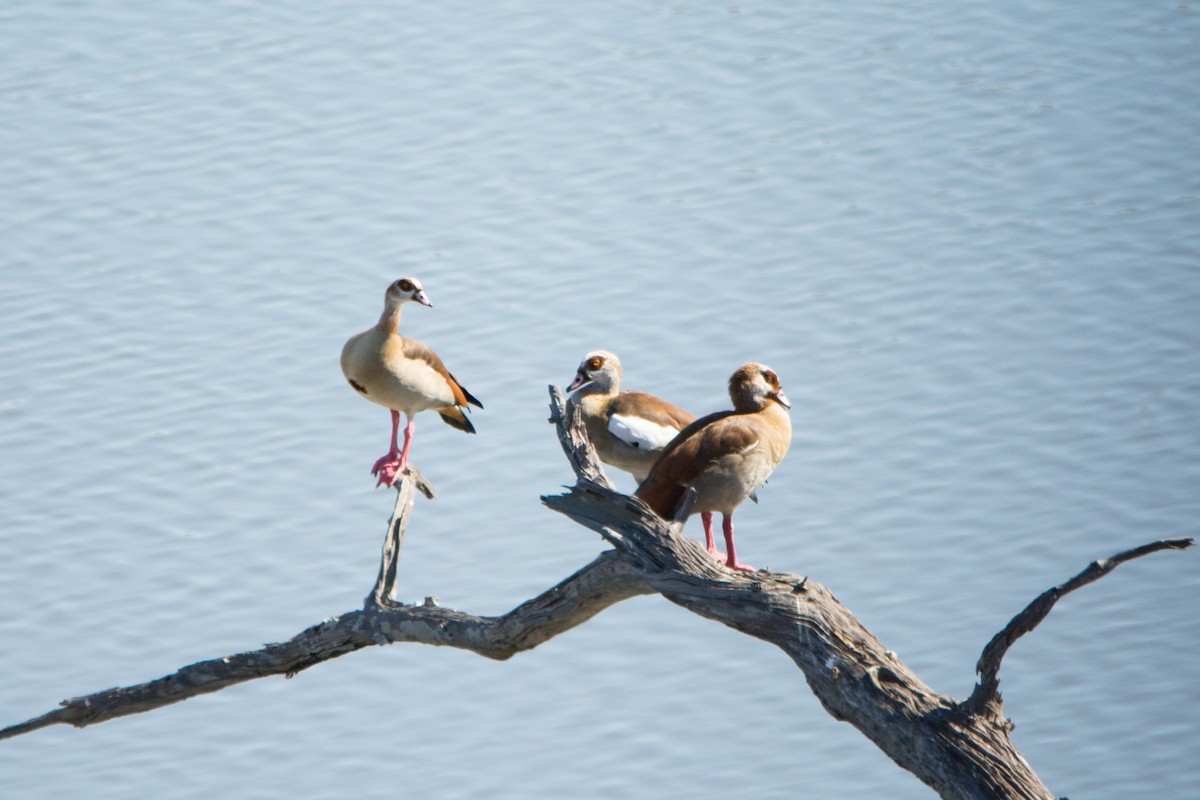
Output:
[
  {"xmin": 567, "ymin": 372, "xmax": 589, "ymax": 392},
  {"xmin": 413, "ymin": 291, "xmax": 433, "ymax": 307}
]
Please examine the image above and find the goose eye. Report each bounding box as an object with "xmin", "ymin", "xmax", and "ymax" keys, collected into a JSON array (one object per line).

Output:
[
  {"xmin": 588, "ymin": 357, "xmax": 604, "ymax": 371},
  {"xmin": 397, "ymin": 279, "xmax": 414, "ymax": 292}
]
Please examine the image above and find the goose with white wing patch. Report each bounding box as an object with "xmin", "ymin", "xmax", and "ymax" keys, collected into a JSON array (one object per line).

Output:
[
  {"xmin": 567, "ymin": 350, "xmax": 694, "ymax": 483},
  {"xmin": 567, "ymin": 351, "xmax": 726, "ymax": 558}
]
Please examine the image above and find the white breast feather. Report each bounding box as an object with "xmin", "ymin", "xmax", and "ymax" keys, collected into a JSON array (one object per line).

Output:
[{"xmin": 608, "ymin": 414, "xmax": 679, "ymax": 451}]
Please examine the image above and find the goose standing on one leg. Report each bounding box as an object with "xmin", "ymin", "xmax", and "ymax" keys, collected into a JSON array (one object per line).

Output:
[
  {"xmin": 566, "ymin": 350, "xmax": 721, "ymax": 556},
  {"xmin": 341, "ymin": 277, "xmax": 482, "ymax": 487},
  {"xmin": 635, "ymin": 363, "xmax": 791, "ymax": 572}
]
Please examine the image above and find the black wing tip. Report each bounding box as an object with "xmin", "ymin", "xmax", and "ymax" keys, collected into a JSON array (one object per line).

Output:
[
  {"xmin": 447, "ymin": 372, "xmax": 483, "ymax": 409},
  {"xmin": 439, "ymin": 409, "xmax": 477, "ymax": 434}
]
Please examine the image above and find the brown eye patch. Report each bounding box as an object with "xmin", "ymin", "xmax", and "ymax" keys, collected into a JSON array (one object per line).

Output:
[
  {"xmin": 588, "ymin": 357, "xmax": 605, "ymax": 371},
  {"xmin": 397, "ymin": 279, "xmax": 414, "ymax": 292},
  {"xmin": 764, "ymin": 370, "xmax": 779, "ymax": 387}
]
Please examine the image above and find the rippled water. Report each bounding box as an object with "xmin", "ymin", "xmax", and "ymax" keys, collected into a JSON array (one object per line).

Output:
[{"xmin": 2, "ymin": 2, "xmax": 1198, "ymax": 798}]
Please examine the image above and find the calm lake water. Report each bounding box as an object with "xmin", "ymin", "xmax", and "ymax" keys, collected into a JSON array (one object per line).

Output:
[{"xmin": 2, "ymin": 1, "xmax": 1197, "ymax": 798}]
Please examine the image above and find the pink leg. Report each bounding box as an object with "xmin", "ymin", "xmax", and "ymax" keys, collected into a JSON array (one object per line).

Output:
[
  {"xmin": 722, "ymin": 514, "xmax": 754, "ymax": 573},
  {"xmin": 371, "ymin": 411, "xmax": 412, "ymax": 487},
  {"xmin": 702, "ymin": 512, "xmax": 725, "ymax": 559},
  {"xmin": 397, "ymin": 417, "xmax": 415, "ymax": 469}
]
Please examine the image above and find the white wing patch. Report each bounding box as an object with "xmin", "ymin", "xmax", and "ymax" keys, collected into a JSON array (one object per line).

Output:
[{"xmin": 608, "ymin": 414, "xmax": 679, "ymax": 451}]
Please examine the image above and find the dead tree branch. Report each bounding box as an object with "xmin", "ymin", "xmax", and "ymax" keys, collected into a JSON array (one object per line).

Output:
[
  {"xmin": 541, "ymin": 385, "xmax": 1192, "ymax": 800},
  {"xmin": 0, "ymin": 484, "xmax": 652, "ymax": 742},
  {"xmin": 369, "ymin": 465, "xmax": 436, "ymax": 607},
  {"xmin": 549, "ymin": 386, "xmax": 616, "ymax": 491},
  {"xmin": 962, "ymin": 536, "xmax": 1194, "ymax": 718},
  {"xmin": 1, "ymin": 384, "xmax": 1192, "ymax": 800}
]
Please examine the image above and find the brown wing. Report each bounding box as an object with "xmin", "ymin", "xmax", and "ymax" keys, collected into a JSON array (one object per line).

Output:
[
  {"xmin": 636, "ymin": 411, "xmax": 761, "ymax": 518},
  {"xmin": 609, "ymin": 391, "xmax": 695, "ymax": 431},
  {"xmin": 654, "ymin": 410, "xmax": 735, "ymax": 461},
  {"xmin": 400, "ymin": 339, "xmax": 482, "ymax": 409}
]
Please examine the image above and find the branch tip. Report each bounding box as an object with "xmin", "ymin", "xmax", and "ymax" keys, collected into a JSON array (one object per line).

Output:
[{"xmin": 963, "ymin": 536, "xmax": 1194, "ymax": 717}]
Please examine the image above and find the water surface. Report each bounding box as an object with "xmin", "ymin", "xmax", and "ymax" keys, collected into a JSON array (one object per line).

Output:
[{"xmin": 2, "ymin": 2, "xmax": 1197, "ymax": 798}]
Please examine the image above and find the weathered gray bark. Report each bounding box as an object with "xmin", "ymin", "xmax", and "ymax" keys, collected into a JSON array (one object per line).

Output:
[{"xmin": 0, "ymin": 386, "xmax": 1191, "ymax": 800}]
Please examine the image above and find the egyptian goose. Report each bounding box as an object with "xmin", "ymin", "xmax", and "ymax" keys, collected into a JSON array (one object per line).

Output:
[
  {"xmin": 341, "ymin": 277, "xmax": 482, "ymax": 487},
  {"xmin": 567, "ymin": 350, "xmax": 732, "ymax": 556},
  {"xmin": 566, "ymin": 350, "xmax": 696, "ymax": 483},
  {"xmin": 635, "ymin": 363, "xmax": 791, "ymax": 572}
]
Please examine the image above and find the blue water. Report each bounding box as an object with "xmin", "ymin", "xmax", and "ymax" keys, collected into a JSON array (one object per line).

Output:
[{"xmin": 2, "ymin": 1, "xmax": 1197, "ymax": 798}]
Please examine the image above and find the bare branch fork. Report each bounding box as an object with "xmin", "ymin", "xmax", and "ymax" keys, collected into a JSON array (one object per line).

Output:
[{"xmin": 1, "ymin": 387, "xmax": 1191, "ymax": 800}]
